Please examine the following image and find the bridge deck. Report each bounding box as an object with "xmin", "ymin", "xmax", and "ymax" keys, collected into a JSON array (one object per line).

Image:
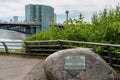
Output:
[
  {"xmin": 0, "ymin": 22, "xmax": 63, "ymax": 34},
  {"xmin": 0, "ymin": 22, "xmax": 41, "ymax": 26}
]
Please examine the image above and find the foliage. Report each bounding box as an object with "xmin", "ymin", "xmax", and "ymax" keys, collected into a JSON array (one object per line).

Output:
[
  {"xmin": 25, "ymin": 4, "xmax": 120, "ymax": 45},
  {"xmin": 91, "ymin": 4, "xmax": 120, "ymax": 44}
]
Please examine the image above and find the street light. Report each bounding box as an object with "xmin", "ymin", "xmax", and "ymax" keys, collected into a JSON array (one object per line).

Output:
[{"xmin": 65, "ymin": 10, "xmax": 69, "ymax": 25}]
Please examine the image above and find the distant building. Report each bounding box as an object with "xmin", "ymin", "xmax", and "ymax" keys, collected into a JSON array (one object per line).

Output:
[
  {"xmin": 54, "ymin": 14, "xmax": 57, "ymax": 24},
  {"xmin": 13, "ymin": 16, "xmax": 18, "ymax": 22},
  {"xmin": 0, "ymin": 19, "xmax": 3, "ymax": 23},
  {"xmin": 25, "ymin": 4, "xmax": 54, "ymax": 31}
]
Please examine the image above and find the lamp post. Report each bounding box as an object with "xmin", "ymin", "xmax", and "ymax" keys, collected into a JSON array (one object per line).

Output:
[{"xmin": 65, "ymin": 10, "xmax": 69, "ymax": 25}]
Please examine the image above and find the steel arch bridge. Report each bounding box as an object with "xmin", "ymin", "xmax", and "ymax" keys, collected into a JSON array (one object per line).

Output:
[
  {"xmin": 0, "ymin": 22, "xmax": 64, "ymax": 34},
  {"xmin": 0, "ymin": 22, "xmax": 41, "ymax": 34}
]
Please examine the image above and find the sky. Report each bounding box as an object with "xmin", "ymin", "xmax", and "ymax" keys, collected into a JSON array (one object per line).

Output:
[{"xmin": 0, "ymin": 0, "xmax": 119, "ymax": 23}]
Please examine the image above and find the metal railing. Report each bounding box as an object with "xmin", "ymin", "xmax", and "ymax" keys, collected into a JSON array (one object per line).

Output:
[
  {"xmin": 0, "ymin": 40, "xmax": 120, "ymax": 67},
  {"xmin": 0, "ymin": 41, "xmax": 24, "ymax": 54}
]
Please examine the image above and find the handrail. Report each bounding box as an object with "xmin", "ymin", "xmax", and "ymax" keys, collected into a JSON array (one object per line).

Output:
[
  {"xmin": 59, "ymin": 40, "xmax": 120, "ymax": 48},
  {"xmin": 1, "ymin": 42, "xmax": 8, "ymax": 54},
  {"xmin": 0, "ymin": 41, "xmax": 23, "ymax": 54},
  {"xmin": 0, "ymin": 40, "xmax": 120, "ymax": 51},
  {"xmin": 0, "ymin": 40, "xmax": 120, "ymax": 53},
  {"xmin": 22, "ymin": 40, "xmax": 120, "ymax": 47},
  {"xmin": 24, "ymin": 40, "xmax": 59, "ymax": 43},
  {"xmin": 24, "ymin": 40, "xmax": 120, "ymax": 67},
  {"xmin": 0, "ymin": 40, "xmax": 120, "ymax": 67}
]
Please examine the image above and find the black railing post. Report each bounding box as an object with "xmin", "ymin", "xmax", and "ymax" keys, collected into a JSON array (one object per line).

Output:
[
  {"xmin": 58, "ymin": 40, "xmax": 63, "ymax": 50},
  {"xmin": 24, "ymin": 42, "xmax": 31, "ymax": 55},
  {"xmin": 107, "ymin": 46, "xmax": 112, "ymax": 66},
  {"xmin": 1, "ymin": 42, "xmax": 9, "ymax": 54}
]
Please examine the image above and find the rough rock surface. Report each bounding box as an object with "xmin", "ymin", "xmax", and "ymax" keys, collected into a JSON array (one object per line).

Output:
[
  {"xmin": 23, "ymin": 60, "xmax": 47, "ymax": 80},
  {"xmin": 44, "ymin": 48, "xmax": 119, "ymax": 80}
]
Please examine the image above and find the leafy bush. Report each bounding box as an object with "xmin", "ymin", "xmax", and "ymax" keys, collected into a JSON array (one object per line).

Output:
[{"xmin": 25, "ymin": 4, "xmax": 120, "ymax": 45}]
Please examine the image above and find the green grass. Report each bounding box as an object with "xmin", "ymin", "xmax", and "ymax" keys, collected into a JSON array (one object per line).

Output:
[
  {"xmin": 0, "ymin": 49, "xmax": 25, "ymax": 53},
  {"xmin": 0, "ymin": 49, "xmax": 47, "ymax": 59},
  {"xmin": 0, "ymin": 52, "xmax": 47, "ymax": 59},
  {"xmin": 0, "ymin": 49, "xmax": 5, "ymax": 52}
]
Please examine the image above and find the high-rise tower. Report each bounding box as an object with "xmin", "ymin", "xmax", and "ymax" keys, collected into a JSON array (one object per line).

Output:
[{"xmin": 25, "ymin": 4, "xmax": 54, "ymax": 32}]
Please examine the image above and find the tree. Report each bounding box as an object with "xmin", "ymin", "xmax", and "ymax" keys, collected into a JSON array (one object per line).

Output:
[{"xmin": 25, "ymin": 4, "xmax": 120, "ymax": 45}]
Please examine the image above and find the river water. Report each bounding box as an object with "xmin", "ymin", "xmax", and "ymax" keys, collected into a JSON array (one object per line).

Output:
[
  {"xmin": 0, "ymin": 29, "xmax": 25, "ymax": 49},
  {"xmin": 0, "ymin": 29, "xmax": 25, "ymax": 41}
]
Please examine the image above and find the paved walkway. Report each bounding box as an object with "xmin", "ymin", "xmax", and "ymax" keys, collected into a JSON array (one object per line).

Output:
[{"xmin": 0, "ymin": 56, "xmax": 46, "ymax": 80}]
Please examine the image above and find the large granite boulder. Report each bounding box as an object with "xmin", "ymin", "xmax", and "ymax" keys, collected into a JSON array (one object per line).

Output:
[{"xmin": 44, "ymin": 48, "xmax": 119, "ymax": 80}]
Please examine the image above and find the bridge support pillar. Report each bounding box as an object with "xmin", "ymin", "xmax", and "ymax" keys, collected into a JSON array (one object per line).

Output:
[
  {"xmin": 25, "ymin": 26, "xmax": 41, "ymax": 37},
  {"xmin": 35, "ymin": 26, "xmax": 41, "ymax": 33}
]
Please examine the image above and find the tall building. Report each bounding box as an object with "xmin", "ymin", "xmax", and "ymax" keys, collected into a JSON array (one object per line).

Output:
[
  {"xmin": 54, "ymin": 14, "xmax": 57, "ymax": 24},
  {"xmin": 13, "ymin": 16, "xmax": 18, "ymax": 22},
  {"xmin": 25, "ymin": 4, "xmax": 54, "ymax": 32}
]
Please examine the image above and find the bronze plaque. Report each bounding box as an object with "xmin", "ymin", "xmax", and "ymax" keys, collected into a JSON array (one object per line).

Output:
[{"xmin": 64, "ymin": 55, "xmax": 85, "ymax": 69}]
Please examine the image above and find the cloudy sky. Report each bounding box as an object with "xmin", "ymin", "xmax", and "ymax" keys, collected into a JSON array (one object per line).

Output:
[{"xmin": 0, "ymin": 0, "xmax": 119, "ymax": 23}]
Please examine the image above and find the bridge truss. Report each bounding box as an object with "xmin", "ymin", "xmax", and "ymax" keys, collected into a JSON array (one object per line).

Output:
[{"xmin": 0, "ymin": 22, "xmax": 41, "ymax": 34}]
